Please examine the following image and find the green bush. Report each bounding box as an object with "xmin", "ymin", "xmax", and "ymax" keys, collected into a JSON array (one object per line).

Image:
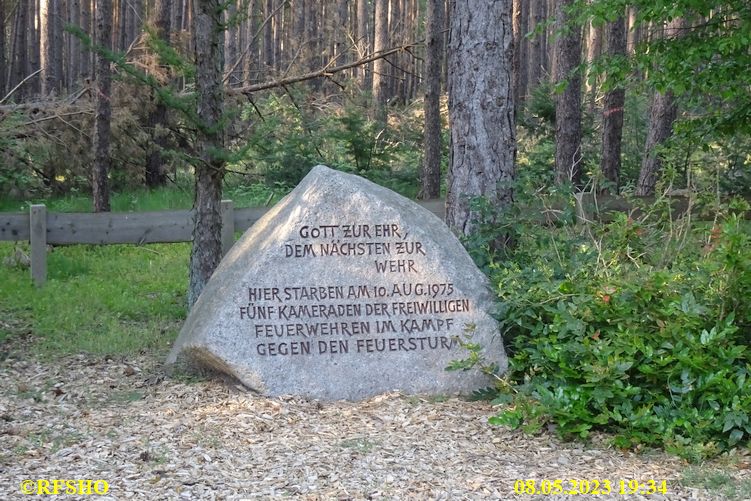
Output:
[{"xmin": 457, "ymin": 190, "xmax": 751, "ymax": 461}]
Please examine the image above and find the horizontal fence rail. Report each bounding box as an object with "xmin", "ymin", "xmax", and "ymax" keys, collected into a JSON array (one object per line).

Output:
[
  {"xmin": 0, "ymin": 199, "xmax": 446, "ymax": 287},
  {"xmin": 1, "ymin": 194, "xmax": 744, "ymax": 287}
]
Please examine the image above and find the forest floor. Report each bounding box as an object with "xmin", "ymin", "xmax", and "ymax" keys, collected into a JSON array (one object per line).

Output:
[{"xmin": 2, "ymin": 335, "xmax": 750, "ymax": 501}]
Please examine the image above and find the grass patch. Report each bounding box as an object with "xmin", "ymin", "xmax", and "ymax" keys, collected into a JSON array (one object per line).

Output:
[
  {"xmin": 0, "ymin": 181, "xmax": 287, "ymax": 213},
  {"xmin": 0, "ymin": 241, "xmax": 188, "ymax": 357},
  {"xmin": 680, "ymin": 466, "xmax": 751, "ymax": 500}
]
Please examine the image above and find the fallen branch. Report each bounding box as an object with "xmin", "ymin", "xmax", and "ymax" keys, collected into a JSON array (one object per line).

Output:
[
  {"xmin": 0, "ymin": 69, "xmax": 43, "ymax": 105},
  {"xmin": 230, "ymin": 41, "xmax": 423, "ymax": 95}
]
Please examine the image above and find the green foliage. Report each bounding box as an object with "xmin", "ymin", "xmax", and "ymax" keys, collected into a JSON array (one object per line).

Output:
[
  {"xmin": 231, "ymin": 92, "xmax": 422, "ymax": 196},
  {"xmin": 457, "ymin": 180, "xmax": 751, "ymax": 459},
  {"xmin": 0, "ymin": 242, "xmax": 188, "ymax": 356}
]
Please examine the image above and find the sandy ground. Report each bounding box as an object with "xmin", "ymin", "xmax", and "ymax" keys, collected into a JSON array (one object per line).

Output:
[{"xmin": 1, "ymin": 340, "xmax": 749, "ymax": 500}]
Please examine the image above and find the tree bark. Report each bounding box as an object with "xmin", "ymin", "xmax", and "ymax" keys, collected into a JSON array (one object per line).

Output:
[
  {"xmin": 420, "ymin": 0, "xmax": 444, "ymax": 200},
  {"xmin": 80, "ymin": 0, "xmax": 92, "ymax": 81},
  {"xmin": 264, "ymin": 0, "xmax": 274, "ymax": 70},
  {"xmin": 188, "ymin": 0, "xmax": 226, "ymax": 308},
  {"xmin": 117, "ymin": 0, "xmax": 128, "ymax": 51},
  {"xmin": 553, "ymin": 0, "xmax": 582, "ymax": 185},
  {"xmin": 69, "ymin": 0, "xmax": 81, "ymax": 87},
  {"xmin": 27, "ymin": 0, "xmax": 41, "ymax": 95},
  {"xmin": 635, "ymin": 17, "xmax": 684, "ymax": 196},
  {"xmin": 584, "ymin": 16, "xmax": 603, "ymax": 114},
  {"xmin": 636, "ymin": 91, "xmax": 677, "ymax": 195},
  {"xmin": 9, "ymin": 1, "xmax": 29, "ymax": 97},
  {"xmin": 145, "ymin": 0, "xmax": 172, "ymax": 187},
  {"xmin": 527, "ymin": 0, "xmax": 545, "ymax": 91},
  {"xmin": 372, "ymin": 0, "xmax": 388, "ymax": 123},
  {"xmin": 224, "ymin": 0, "xmax": 238, "ymax": 85},
  {"xmin": 512, "ymin": 0, "xmax": 528, "ymax": 113},
  {"xmin": 93, "ymin": 0, "xmax": 113, "ymax": 212},
  {"xmin": 600, "ymin": 13, "xmax": 626, "ymax": 192},
  {"xmin": 356, "ymin": 0, "xmax": 368, "ymax": 88},
  {"xmin": 244, "ymin": 0, "xmax": 257, "ymax": 84},
  {"xmin": 446, "ymin": 0, "xmax": 515, "ymax": 244},
  {"xmin": 41, "ymin": 0, "xmax": 64, "ymax": 96},
  {"xmin": 627, "ymin": 6, "xmax": 641, "ymax": 53},
  {"xmin": 0, "ymin": 0, "xmax": 5, "ymax": 96}
]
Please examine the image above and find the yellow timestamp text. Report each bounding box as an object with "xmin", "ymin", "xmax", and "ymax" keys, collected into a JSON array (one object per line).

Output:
[
  {"xmin": 513, "ymin": 479, "xmax": 668, "ymax": 496},
  {"xmin": 20, "ymin": 479, "xmax": 109, "ymax": 496}
]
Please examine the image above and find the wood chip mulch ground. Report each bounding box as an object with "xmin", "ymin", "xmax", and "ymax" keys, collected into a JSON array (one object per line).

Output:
[{"xmin": 1, "ymin": 342, "xmax": 749, "ymax": 500}]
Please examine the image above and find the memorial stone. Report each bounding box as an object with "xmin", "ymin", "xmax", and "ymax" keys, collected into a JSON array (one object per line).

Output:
[{"xmin": 167, "ymin": 165, "xmax": 506, "ymax": 400}]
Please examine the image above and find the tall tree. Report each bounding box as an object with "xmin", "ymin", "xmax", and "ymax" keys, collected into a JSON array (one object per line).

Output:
[
  {"xmin": 584, "ymin": 15, "xmax": 603, "ymax": 113},
  {"xmin": 69, "ymin": 0, "xmax": 82, "ymax": 87},
  {"xmin": 188, "ymin": 0, "xmax": 226, "ymax": 307},
  {"xmin": 600, "ymin": 12, "xmax": 626, "ymax": 192},
  {"xmin": 528, "ymin": 0, "xmax": 546, "ymax": 92},
  {"xmin": 145, "ymin": 0, "xmax": 172, "ymax": 187},
  {"xmin": 80, "ymin": 0, "xmax": 92, "ymax": 81},
  {"xmin": 356, "ymin": 0, "xmax": 369, "ymax": 88},
  {"xmin": 372, "ymin": 0, "xmax": 389, "ymax": 122},
  {"xmin": 635, "ymin": 17, "xmax": 685, "ymax": 196},
  {"xmin": 41, "ymin": 0, "xmax": 64, "ymax": 96},
  {"xmin": 0, "ymin": 0, "xmax": 6, "ymax": 96},
  {"xmin": 224, "ymin": 0, "xmax": 238, "ymax": 85},
  {"xmin": 243, "ymin": 0, "xmax": 258, "ymax": 84},
  {"xmin": 27, "ymin": 0, "xmax": 41, "ymax": 95},
  {"xmin": 446, "ymin": 0, "xmax": 515, "ymax": 243},
  {"xmin": 512, "ymin": 0, "xmax": 528, "ymax": 113},
  {"xmin": 264, "ymin": 0, "xmax": 274, "ymax": 69},
  {"xmin": 420, "ymin": 0, "xmax": 444, "ymax": 200},
  {"xmin": 9, "ymin": 0, "xmax": 29, "ymax": 97},
  {"xmin": 553, "ymin": 0, "xmax": 582, "ymax": 185},
  {"xmin": 93, "ymin": 0, "xmax": 113, "ymax": 212}
]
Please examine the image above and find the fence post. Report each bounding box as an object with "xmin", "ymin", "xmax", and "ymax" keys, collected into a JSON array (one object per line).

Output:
[
  {"xmin": 30, "ymin": 204, "xmax": 47, "ymax": 287},
  {"xmin": 221, "ymin": 200, "xmax": 234, "ymax": 256}
]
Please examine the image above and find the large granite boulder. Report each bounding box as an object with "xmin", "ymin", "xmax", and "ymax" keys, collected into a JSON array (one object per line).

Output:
[{"xmin": 167, "ymin": 165, "xmax": 506, "ymax": 400}]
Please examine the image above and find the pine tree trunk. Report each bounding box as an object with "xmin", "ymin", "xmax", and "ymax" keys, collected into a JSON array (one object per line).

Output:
[
  {"xmin": 244, "ymin": 0, "xmax": 257, "ymax": 84},
  {"xmin": 27, "ymin": 0, "xmax": 41, "ymax": 96},
  {"xmin": 93, "ymin": 0, "xmax": 112, "ymax": 213},
  {"xmin": 372, "ymin": 0, "xmax": 388, "ymax": 123},
  {"xmin": 627, "ymin": 6, "xmax": 641, "ymax": 53},
  {"xmin": 264, "ymin": 0, "xmax": 274, "ymax": 70},
  {"xmin": 553, "ymin": 0, "xmax": 582, "ymax": 185},
  {"xmin": 420, "ymin": 0, "xmax": 443, "ymax": 200},
  {"xmin": 0, "ymin": 0, "xmax": 5, "ymax": 96},
  {"xmin": 585, "ymin": 17, "xmax": 602, "ymax": 114},
  {"xmin": 512, "ymin": 0, "xmax": 528, "ymax": 113},
  {"xmin": 224, "ymin": 0, "xmax": 237, "ymax": 85},
  {"xmin": 446, "ymin": 0, "xmax": 515, "ymax": 244},
  {"xmin": 527, "ymin": 0, "xmax": 545, "ymax": 90},
  {"xmin": 80, "ymin": 0, "xmax": 91, "ymax": 81},
  {"xmin": 117, "ymin": 0, "xmax": 128, "ymax": 51},
  {"xmin": 273, "ymin": 0, "xmax": 283, "ymax": 72},
  {"xmin": 636, "ymin": 91, "xmax": 677, "ymax": 196},
  {"xmin": 635, "ymin": 17, "xmax": 684, "ymax": 196},
  {"xmin": 188, "ymin": 0, "xmax": 226, "ymax": 308},
  {"xmin": 356, "ymin": 0, "xmax": 368, "ymax": 88},
  {"xmin": 41, "ymin": 0, "xmax": 64, "ymax": 96},
  {"xmin": 69, "ymin": 0, "xmax": 81, "ymax": 87},
  {"xmin": 441, "ymin": 0, "xmax": 449, "ymax": 90},
  {"xmin": 9, "ymin": 2, "xmax": 28, "ymax": 96},
  {"xmin": 600, "ymin": 13, "xmax": 626, "ymax": 192},
  {"xmin": 547, "ymin": 0, "xmax": 556, "ymax": 81},
  {"xmin": 145, "ymin": 0, "xmax": 171, "ymax": 188},
  {"xmin": 335, "ymin": 0, "xmax": 348, "ymax": 66}
]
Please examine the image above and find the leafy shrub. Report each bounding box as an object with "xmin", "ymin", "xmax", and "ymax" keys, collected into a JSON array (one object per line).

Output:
[{"xmin": 457, "ymin": 188, "xmax": 751, "ymax": 461}]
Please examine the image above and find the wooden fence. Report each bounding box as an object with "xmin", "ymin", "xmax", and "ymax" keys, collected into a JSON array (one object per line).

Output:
[{"xmin": 0, "ymin": 200, "xmax": 446, "ymax": 287}]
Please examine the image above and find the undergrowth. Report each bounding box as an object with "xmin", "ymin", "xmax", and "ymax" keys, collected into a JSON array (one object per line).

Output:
[{"xmin": 455, "ymin": 181, "xmax": 751, "ymax": 460}]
